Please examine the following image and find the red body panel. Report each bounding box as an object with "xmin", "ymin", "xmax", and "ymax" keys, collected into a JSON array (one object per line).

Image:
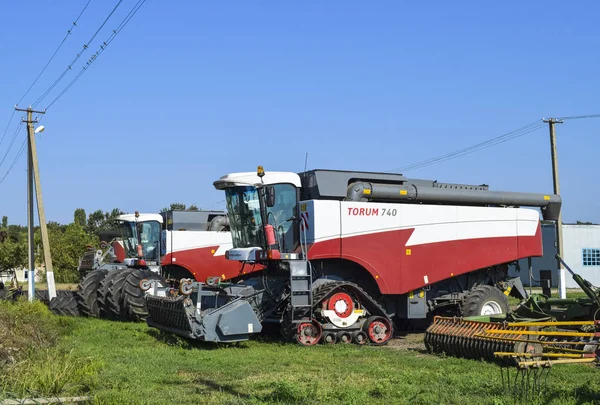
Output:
[
  {"xmin": 111, "ymin": 241, "xmax": 126, "ymax": 262},
  {"xmin": 162, "ymin": 248, "xmax": 263, "ymax": 282},
  {"xmin": 307, "ymin": 225, "xmax": 542, "ymax": 295}
]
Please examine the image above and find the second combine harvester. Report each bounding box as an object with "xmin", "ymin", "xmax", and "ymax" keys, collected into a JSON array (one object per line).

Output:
[{"xmin": 143, "ymin": 168, "xmax": 561, "ymax": 346}]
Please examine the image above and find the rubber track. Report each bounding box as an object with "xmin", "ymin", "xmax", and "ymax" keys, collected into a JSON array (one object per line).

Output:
[
  {"xmin": 122, "ymin": 269, "xmax": 166, "ymax": 322},
  {"xmin": 77, "ymin": 269, "xmax": 108, "ymax": 317},
  {"xmin": 106, "ymin": 269, "xmax": 136, "ymax": 321},
  {"xmin": 281, "ymin": 280, "xmax": 393, "ymax": 342}
]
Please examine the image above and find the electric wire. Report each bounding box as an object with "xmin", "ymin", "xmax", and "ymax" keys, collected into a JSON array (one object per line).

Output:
[
  {"xmin": 389, "ymin": 120, "xmax": 546, "ymax": 173},
  {"xmin": 45, "ymin": 0, "xmax": 147, "ymax": 110},
  {"xmin": 32, "ymin": 0, "xmax": 124, "ymax": 108},
  {"xmin": 556, "ymin": 113, "xmax": 600, "ymax": 120},
  {"xmin": 0, "ymin": 138, "xmax": 27, "ymax": 186},
  {"xmin": 16, "ymin": 0, "xmax": 93, "ymax": 106},
  {"xmin": 0, "ymin": 121, "xmax": 24, "ymax": 171},
  {"xmin": 0, "ymin": 110, "xmax": 16, "ymax": 148}
]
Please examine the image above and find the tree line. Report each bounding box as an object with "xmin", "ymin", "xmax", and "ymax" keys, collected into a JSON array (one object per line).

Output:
[{"xmin": 0, "ymin": 203, "xmax": 199, "ymax": 283}]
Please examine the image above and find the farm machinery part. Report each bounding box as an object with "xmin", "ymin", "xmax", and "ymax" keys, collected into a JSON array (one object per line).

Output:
[
  {"xmin": 143, "ymin": 263, "xmax": 394, "ymax": 346},
  {"xmin": 142, "ymin": 167, "xmax": 561, "ymax": 346},
  {"xmin": 424, "ymin": 254, "xmax": 599, "ymax": 396}
]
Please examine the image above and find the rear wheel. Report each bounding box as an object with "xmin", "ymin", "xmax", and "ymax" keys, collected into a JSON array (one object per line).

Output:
[
  {"xmin": 122, "ymin": 269, "xmax": 168, "ymax": 322},
  {"xmin": 48, "ymin": 292, "xmax": 80, "ymax": 317},
  {"xmin": 97, "ymin": 271, "xmax": 120, "ymax": 320},
  {"xmin": 106, "ymin": 269, "xmax": 136, "ymax": 321},
  {"xmin": 77, "ymin": 269, "xmax": 108, "ymax": 317},
  {"xmin": 461, "ymin": 285, "xmax": 509, "ymax": 317}
]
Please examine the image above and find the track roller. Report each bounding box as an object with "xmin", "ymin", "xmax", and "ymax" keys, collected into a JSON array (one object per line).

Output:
[
  {"xmin": 353, "ymin": 330, "xmax": 368, "ymax": 345},
  {"xmin": 337, "ymin": 331, "xmax": 352, "ymax": 344},
  {"xmin": 321, "ymin": 331, "xmax": 337, "ymax": 344}
]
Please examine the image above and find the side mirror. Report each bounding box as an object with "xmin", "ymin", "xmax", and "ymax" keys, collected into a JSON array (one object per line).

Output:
[{"xmin": 266, "ymin": 186, "xmax": 276, "ymax": 207}]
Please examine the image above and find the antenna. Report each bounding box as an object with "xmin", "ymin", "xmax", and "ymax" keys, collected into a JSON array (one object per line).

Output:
[{"xmin": 304, "ymin": 152, "xmax": 308, "ymax": 171}]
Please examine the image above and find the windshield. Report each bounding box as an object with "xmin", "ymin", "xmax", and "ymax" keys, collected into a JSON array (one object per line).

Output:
[
  {"xmin": 225, "ymin": 186, "xmax": 265, "ymax": 248},
  {"xmin": 119, "ymin": 220, "xmax": 161, "ymax": 263},
  {"xmin": 224, "ymin": 184, "xmax": 298, "ymax": 253},
  {"xmin": 265, "ymin": 183, "xmax": 298, "ymax": 253}
]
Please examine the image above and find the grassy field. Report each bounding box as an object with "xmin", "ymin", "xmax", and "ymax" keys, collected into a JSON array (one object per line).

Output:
[{"xmin": 1, "ymin": 301, "xmax": 598, "ymax": 405}]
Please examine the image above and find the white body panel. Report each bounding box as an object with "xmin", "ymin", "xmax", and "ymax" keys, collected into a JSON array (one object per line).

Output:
[
  {"xmin": 300, "ymin": 200, "xmax": 540, "ymax": 245},
  {"xmin": 214, "ymin": 171, "xmax": 302, "ymax": 189},
  {"xmin": 162, "ymin": 230, "xmax": 233, "ymax": 256},
  {"xmin": 117, "ymin": 213, "xmax": 163, "ymax": 223}
]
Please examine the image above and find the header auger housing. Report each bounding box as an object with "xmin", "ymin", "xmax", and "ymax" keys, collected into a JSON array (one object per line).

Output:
[{"xmin": 143, "ymin": 167, "xmax": 561, "ymax": 347}]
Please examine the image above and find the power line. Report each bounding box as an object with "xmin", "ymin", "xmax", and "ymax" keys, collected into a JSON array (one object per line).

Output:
[
  {"xmin": 0, "ymin": 121, "xmax": 24, "ymax": 170},
  {"xmin": 389, "ymin": 120, "xmax": 546, "ymax": 173},
  {"xmin": 16, "ymin": 0, "xmax": 94, "ymax": 106},
  {"xmin": 0, "ymin": 138, "xmax": 27, "ymax": 186},
  {"xmin": 556, "ymin": 113, "xmax": 600, "ymax": 120},
  {"xmin": 32, "ymin": 0, "xmax": 124, "ymax": 108},
  {"xmin": 45, "ymin": 0, "xmax": 147, "ymax": 110},
  {"xmin": 0, "ymin": 110, "xmax": 16, "ymax": 148}
]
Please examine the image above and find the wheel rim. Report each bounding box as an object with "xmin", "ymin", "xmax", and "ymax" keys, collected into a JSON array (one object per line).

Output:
[
  {"xmin": 480, "ymin": 300, "xmax": 503, "ymax": 315},
  {"xmin": 327, "ymin": 292, "xmax": 354, "ymax": 318},
  {"xmin": 367, "ymin": 318, "xmax": 392, "ymax": 344},
  {"xmin": 296, "ymin": 320, "xmax": 322, "ymax": 346}
]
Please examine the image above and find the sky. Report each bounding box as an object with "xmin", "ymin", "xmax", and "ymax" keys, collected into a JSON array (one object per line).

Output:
[{"xmin": 0, "ymin": 0, "xmax": 598, "ymax": 225}]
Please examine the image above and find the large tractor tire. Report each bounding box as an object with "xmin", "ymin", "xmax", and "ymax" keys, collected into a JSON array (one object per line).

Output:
[
  {"xmin": 105, "ymin": 268, "xmax": 136, "ymax": 321},
  {"xmin": 122, "ymin": 269, "xmax": 168, "ymax": 322},
  {"xmin": 77, "ymin": 269, "xmax": 109, "ymax": 317},
  {"xmin": 97, "ymin": 271, "xmax": 121, "ymax": 320},
  {"xmin": 461, "ymin": 285, "xmax": 509, "ymax": 317},
  {"xmin": 48, "ymin": 291, "xmax": 81, "ymax": 317}
]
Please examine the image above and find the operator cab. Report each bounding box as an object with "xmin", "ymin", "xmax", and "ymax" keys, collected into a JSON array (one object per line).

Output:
[
  {"xmin": 214, "ymin": 167, "xmax": 302, "ymax": 262},
  {"xmin": 116, "ymin": 212, "xmax": 163, "ymax": 271}
]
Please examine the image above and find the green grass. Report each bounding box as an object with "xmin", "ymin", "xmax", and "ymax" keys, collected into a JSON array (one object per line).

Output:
[{"xmin": 1, "ymin": 299, "xmax": 598, "ymax": 405}]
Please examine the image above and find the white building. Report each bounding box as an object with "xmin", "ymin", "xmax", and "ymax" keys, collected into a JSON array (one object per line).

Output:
[
  {"xmin": 562, "ymin": 224, "xmax": 600, "ymax": 288},
  {"xmin": 509, "ymin": 223, "xmax": 600, "ymax": 288}
]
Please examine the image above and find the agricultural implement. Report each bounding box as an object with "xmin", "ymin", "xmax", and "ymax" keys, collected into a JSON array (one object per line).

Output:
[
  {"xmin": 144, "ymin": 167, "xmax": 562, "ymax": 346},
  {"xmin": 425, "ymin": 254, "xmax": 599, "ymax": 397}
]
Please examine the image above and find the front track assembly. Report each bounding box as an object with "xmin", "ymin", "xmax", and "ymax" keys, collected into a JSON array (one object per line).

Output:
[{"xmin": 284, "ymin": 281, "xmax": 394, "ymax": 347}]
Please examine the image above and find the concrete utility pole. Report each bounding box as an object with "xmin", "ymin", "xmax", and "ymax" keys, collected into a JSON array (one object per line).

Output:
[
  {"xmin": 543, "ymin": 117, "xmax": 565, "ymax": 299},
  {"xmin": 15, "ymin": 106, "xmax": 56, "ymax": 302}
]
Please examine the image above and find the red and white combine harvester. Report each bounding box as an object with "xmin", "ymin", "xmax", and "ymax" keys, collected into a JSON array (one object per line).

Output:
[
  {"xmin": 143, "ymin": 168, "xmax": 561, "ymax": 346},
  {"xmin": 73, "ymin": 210, "xmax": 258, "ymax": 322}
]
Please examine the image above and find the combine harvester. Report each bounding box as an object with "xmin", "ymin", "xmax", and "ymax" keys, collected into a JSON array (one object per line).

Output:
[
  {"xmin": 52, "ymin": 209, "xmax": 252, "ymax": 322},
  {"xmin": 142, "ymin": 167, "xmax": 562, "ymax": 346}
]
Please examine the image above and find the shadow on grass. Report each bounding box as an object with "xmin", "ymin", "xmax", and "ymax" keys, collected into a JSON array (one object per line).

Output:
[{"xmin": 146, "ymin": 329, "xmax": 250, "ymax": 350}]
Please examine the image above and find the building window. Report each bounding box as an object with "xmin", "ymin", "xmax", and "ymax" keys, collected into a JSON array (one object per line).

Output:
[{"xmin": 582, "ymin": 248, "xmax": 600, "ymax": 266}]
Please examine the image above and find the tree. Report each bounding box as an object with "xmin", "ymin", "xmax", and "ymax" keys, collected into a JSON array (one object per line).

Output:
[
  {"xmin": 161, "ymin": 203, "xmax": 202, "ymax": 212},
  {"xmin": 1, "ymin": 216, "xmax": 7, "ymax": 229},
  {"xmin": 74, "ymin": 208, "xmax": 87, "ymax": 227},
  {"xmin": 0, "ymin": 238, "xmax": 26, "ymax": 272},
  {"xmin": 86, "ymin": 208, "xmax": 124, "ymax": 235},
  {"xmin": 35, "ymin": 223, "xmax": 98, "ymax": 283}
]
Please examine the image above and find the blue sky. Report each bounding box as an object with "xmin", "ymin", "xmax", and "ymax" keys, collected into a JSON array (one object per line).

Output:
[{"xmin": 0, "ymin": 1, "xmax": 598, "ymax": 225}]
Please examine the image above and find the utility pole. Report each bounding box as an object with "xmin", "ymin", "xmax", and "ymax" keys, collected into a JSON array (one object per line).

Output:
[
  {"xmin": 15, "ymin": 106, "xmax": 56, "ymax": 302},
  {"xmin": 543, "ymin": 117, "xmax": 565, "ymax": 299}
]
